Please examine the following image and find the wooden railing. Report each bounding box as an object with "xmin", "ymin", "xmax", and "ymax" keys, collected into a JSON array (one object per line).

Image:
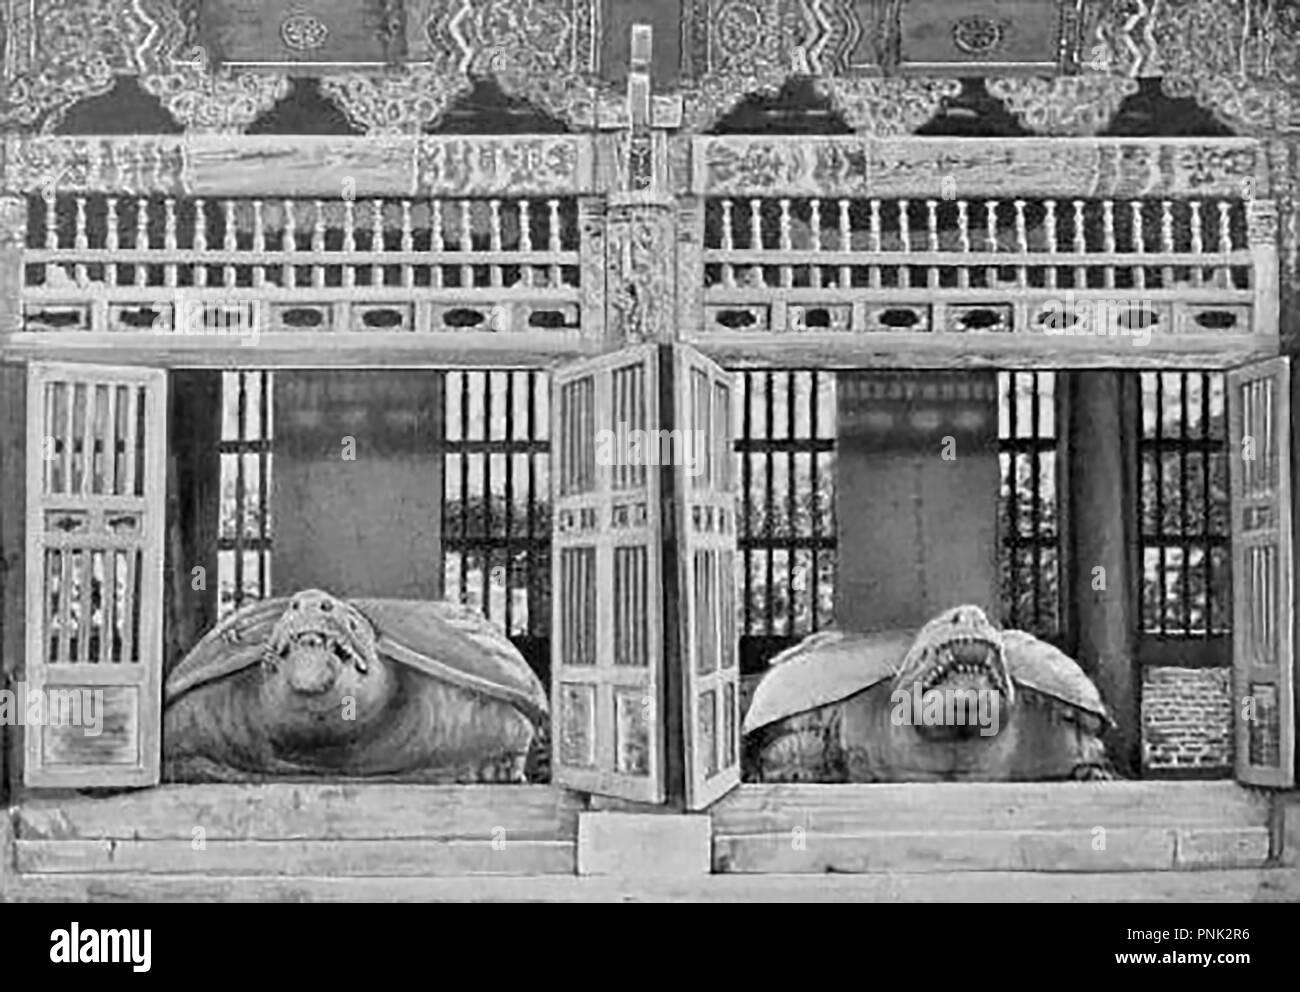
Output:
[{"xmin": 0, "ymin": 133, "xmax": 1284, "ymax": 369}]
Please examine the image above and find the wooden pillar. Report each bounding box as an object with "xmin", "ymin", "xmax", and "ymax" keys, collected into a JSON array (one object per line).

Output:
[
  {"xmin": 1066, "ymin": 371, "xmax": 1139, "ymax": 777},
  {"xmin": 0, "ymin": 363, "xmax": 25, "ymax": 805},
  {"xmin": 271, "ymin": 371, "xmax": 443, "ymax": 599},
  {"xmin": 165, "ymin": 372, "xmax": 221, "ymax": 671},
  {"xmin": 0, "ymin": 196, "xmax": 25, "ymax": 804}
]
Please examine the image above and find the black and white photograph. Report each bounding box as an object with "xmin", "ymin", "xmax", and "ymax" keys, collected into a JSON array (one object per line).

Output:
[{"xmin": 0, "ymin": 0, "xmax": 1295, "ymax": 927}]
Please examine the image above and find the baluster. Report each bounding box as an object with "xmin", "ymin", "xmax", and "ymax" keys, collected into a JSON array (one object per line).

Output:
[
  {"xmin": 986, "ymin": 200, "xmax": 999, "ymax": 288},
  {"xmin": 489, "ymin": 198, "xmax": 504, "ymax": 289},
  {"xmin": 809, "ymin": 198, "xmax": 822, "ymax": 289},
  {"xmin": 1102, "ymin": 199, "xmax": 1116, "ymax": 289},
  {"xmin": 251, "ymin": 199, "xmax": 265, "ymax": 287},
  {"xmin": 1014, "ymin": 199, "xmax": 1028, "ymax": 288},
  {"xmin": 1216, "ymin": 200, "xmax": 1233, "ymax": 289},
  {"xmin": 1189, "ymin": 201, "xmax": 1204, "ymax": 287},
  {"xmin": 547, "ymin": 199, "xmax": 562, "ymax": 288},
  {"xmin": 869, "ymin": 199, "xmax": 882, "ymax": 289},
  {"xmin": 164, "ymin": 197, "xmax": 179, "ymax": 288},
  {"xmin": 74, "ymin": 196, "xmax": 88, "ymax": 287},
  {"xmin": 372, "ymin": 198, "xmax": 385, "ymax": 287},
  {"xmin": 105, "ymin": 197, "xmax": 120, "ymax": 287},
  {"xmin": 283, "ymin": 199, "xmax": 297, "ymax": 289},
  {"xmin": 431, "ymin": 200, "xmax": 444, "ymax": 289},
  {"xmin": 749, "ymin": 198, "xmax": 764, "ymax": 287},
  {"xmin": 343, "ymin": 198, "xmax": 357, "ymax": 288},
  {"xmin": 926, "ymin": 199, "xmax": 939, "ymax": 288},
  {"xmin": 1217, "ymin": 200, "xmax": 1233, "ymax": 253},
  {"xmin": 401, "ymin": 200, "xmax": 414, "ymax": 289},
  {"xmin": 1044, "ymin": 200, "xmax": 1058, "ymax": 290},
  {"xmin": 898, "ymin": 200, "xmax": 911, "ymax": 289},
  {"xmin": 779, "ymin": 198, "xmax": 793, "ymax": 289},
  {"xmin": 957, "ymin": 200, "xmax": 971, "ymax": 289},
  {"xmin": 1072, "ymin": 200, "xmax": 1086, "ymax": 289},
  {"xmin": 312, "ymin": 199, "xmax": 327, "ymax": 289},
  {"xmin": 1131, "ymin": 201, "xmax": 1146, "ymax": 291},
  {"xmin": 1160, "ymin": 199, "xmax": 1175, "ymax": 287},
  {"xmin": 838, "ymin": 199, "xmax": 852, "ymax": 288},
  {"xmin": 721, "ymin": 198, "xmax": 736, "ymax": 289},
  {"xmin": 45, "ymin": 192, "xmax": 58, "ymax": 250},
  {"xmin": 518, "ymin": 199, "xmax": 532, "ymax": 288},
  {"xmin": 137, "ymin": 197, "xmax": 151, "ymax": 289},
  {"xmin": 222, "ymin": 199, "xmax": 237, "ymax": 289}
]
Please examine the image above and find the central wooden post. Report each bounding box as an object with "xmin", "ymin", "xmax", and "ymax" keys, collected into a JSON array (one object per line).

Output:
[{"xmin": 1066, "ymin": 371, "xmax": 1138, "ymax": 776}]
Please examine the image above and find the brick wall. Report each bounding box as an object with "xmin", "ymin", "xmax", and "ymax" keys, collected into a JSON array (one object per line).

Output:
[{"xmin": 1141, "ymin": 667, "xmax": 1234, "ymax": 774}]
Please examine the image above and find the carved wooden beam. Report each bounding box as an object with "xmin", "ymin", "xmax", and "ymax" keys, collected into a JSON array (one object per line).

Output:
[
  {"xmin": 688, "ymin": 135, "xmax": 1265, "ymax": 198},
  {"xmin": 0, "ymin": 135, "xmax": 599, "ymax": 198}
]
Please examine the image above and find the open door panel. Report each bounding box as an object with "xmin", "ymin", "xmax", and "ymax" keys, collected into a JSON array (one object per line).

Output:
[
  {"xmin": 24, "ymin": 363, "xmax": 167, "ymax": 788},
  {"xmin": 550, "ymin": 344, "xmax": 666, "ymax": 802},
  {"xmin": 673, "ymin": 346, "xmax": 741, "ymax": 810},
  {"xmin": 1228, "ymin": 357, "xmax": 1296, "ymax": 787}
]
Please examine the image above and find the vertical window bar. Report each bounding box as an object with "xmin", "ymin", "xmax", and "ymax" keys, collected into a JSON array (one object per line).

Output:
[
  {"xmin": 1006, "ymin": 374, "xmax": 1020, "ymax": 626},
  {"xmin": 1202, "ymin": 373, "xmax": 1213, "ymax": 631},
  {"xmin": 527, "ymin": 371, "xmax": 539, "ymax": 634},
  {"xmin": 258, "ymin": 371, "xmax": 270, "ymax": 599},
  {"xmin": 786, "ymin": 371, "xmax": 796, "ymax": 634},
  {"xmin": 1155, "ymin": 374, "xmax": 1166, "ymax": 633},
  {"xmin": 482, "ymin": 373, "xmax": 493, "ymax": 617},
  {"xmin": 504, "ymin": 372, "xmax": 515, "ymax": 635},
  {"xmin": 1030, "ymin": 373, "xmax": 1042, "ymax": 631},
  {"xmin": 742, "ymin": 373, "xmax": 754, "ymax": 636},
  {"xmin": 459, "ymin": 372, "xmax": 470, "ymax": 605},
  {"xmin": 234, "ymin": 374, "xmax": 247, "ymax": 610},
  {"xmin": 1180, "ymin": 372, "xmax": 1191, "ymax": 633},
  {"xmin": 764, "ymin": 372, "xmax": 775, "ymax": 635},
  {"xmin": 809, "ymin": 371, "xmax": 821, "ymax": 628}
]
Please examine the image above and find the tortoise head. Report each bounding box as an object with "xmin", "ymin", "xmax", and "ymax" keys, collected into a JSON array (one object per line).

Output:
[
  {"xmin": 262, "ymin": 590, "xmax": 386, "ymax": 719},
  {"xmin": 892, "ymin": 605, "xmax": 1013, "ymax": 741}
]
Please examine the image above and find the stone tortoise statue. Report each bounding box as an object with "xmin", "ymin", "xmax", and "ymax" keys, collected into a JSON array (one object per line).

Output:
[
  {"xmin": 164, "ymin": 589, "xmax": 548, "ymax": 783},
  {"xmin": 742, "ymin": 605, "xmax": 1117, "ymax": 782}
]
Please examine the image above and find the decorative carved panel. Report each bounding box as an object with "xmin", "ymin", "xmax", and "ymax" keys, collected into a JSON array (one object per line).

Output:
[
  {"xmin": 1081, "ymin": 0, "xmax": 1300, "ymax": 133},
  {"xmin": 607, "ymin": 203, "xmax": 675, "ymax": 344},
  {"xmin": 898, "ymin": 0, "xmax": 1073, "ymax": 72},
  {"xmin": 320, "ymin": 67, "xmax": 472, "ymax": 134},
  {"xmin": 986, "ymin": 76, "xmax": 1140, "ymax": 137}
]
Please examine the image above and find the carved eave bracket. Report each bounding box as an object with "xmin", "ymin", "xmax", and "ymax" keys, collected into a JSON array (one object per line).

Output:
[
  {"xmin": 679, "ymin": 72, "xmax": 963, "ymax": 136},
  {"xmin": 319, "ymin": 66, "xmax": 473, "ymax": 135},
  {"xmin": 1079, "ymin": 0, "xmax": 1300, "ymax": 134},
  {"xmin": 678, "ymin": 64, "xmax": 797, "ymax": 134},
  {"xmin": 1160, "ymin": 75, "xmax": 1298, "ymax": 136},
  {"xmin": 139, "ymin": 68, "xmax": 291, "ymax": 135},
  {"xmin": 986, "ymin": 75, "xmax": 1140, "ymax": 137},
  {"xmin": 813, "ymin": 77, "xmax": 963, "ymax": 136}
]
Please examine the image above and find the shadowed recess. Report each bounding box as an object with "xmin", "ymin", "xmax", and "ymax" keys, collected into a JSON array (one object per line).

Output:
[
  {"xmin": 427, "ymin": 77, "xmax": 570, "ymax": 134},
  {"xmin": 247, "ymin": 78, "xmax": 362, "ymax": 136},
  {"xmin": 915, "ymin": 79, "xmax": 1033, "ymax": 138},
  {"xmin": 1101, "ymin": 78, "xmax": 1236, "ymax": 137},
  {"xmin": 53, "ymin": 77, "xmax": 183, "ymax": 135},
  {"xmin": 708, "ymin": 77, "xmax": 853, "ymax": 135}
]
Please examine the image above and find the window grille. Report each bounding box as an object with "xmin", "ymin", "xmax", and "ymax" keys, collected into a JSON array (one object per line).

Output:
[
  {"xmin": 441, "ymin": 371, "xmax": 552, "ymax": 664},
  {"xmin": 218, "ymin": 371, "xmax": 272, "ymax": 617},
  {"xmin": 1139, "ymin": 372, "xmax": 1231, "ymax": 635},
  {"xmin": 735, "ymin": 371, "xmax": 838, "ymax": 672},
  {"xmin": 998, "ymin": 372, "xmax": 1060, "ymax": 639}
]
